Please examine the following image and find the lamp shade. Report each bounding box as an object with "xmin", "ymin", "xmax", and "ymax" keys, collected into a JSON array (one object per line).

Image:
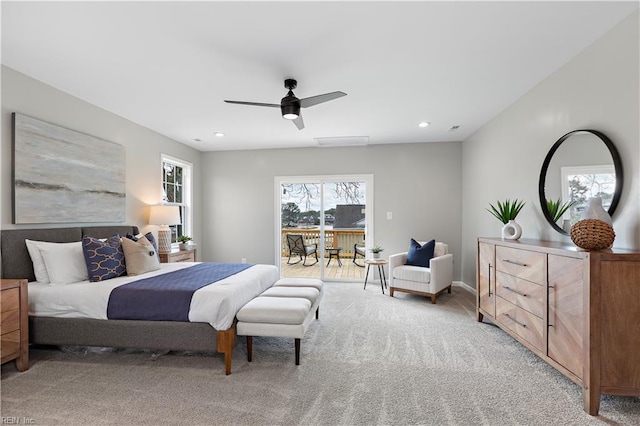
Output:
[{"xmin": 148, "ymin": 205, "xmax": 181, "ymax": 226}]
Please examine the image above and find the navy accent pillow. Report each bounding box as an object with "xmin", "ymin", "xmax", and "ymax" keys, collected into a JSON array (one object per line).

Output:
[
  {"xmin": 406, "ymin": 239, "xmax": 436, "ymax": 267},
  {"xmin": 82, "ymin": 234, "xmax": 127, "ymax": 282},
  {"xmin": 126, "ymin": 232, "xmax": 158, "ymax": 252}
]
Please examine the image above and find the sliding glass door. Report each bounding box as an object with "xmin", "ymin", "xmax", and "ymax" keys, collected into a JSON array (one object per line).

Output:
[{"xmin": 276, "ymin": 175, "xmax": 373, "ymax": 282}]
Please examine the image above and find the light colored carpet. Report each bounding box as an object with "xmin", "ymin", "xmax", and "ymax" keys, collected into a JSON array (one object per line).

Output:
[{"xmin": 1, "ymin": 282, "xmax": 639, "ymax": 425}]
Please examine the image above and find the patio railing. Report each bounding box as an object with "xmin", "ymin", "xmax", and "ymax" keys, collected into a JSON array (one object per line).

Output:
[{"xmin": 281, "ymin": 228, "xmax": 365, "ymax": 258}]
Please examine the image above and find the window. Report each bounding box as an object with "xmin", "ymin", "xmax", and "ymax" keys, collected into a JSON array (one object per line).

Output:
[
  {"xmin": 561, "ymin": 164, "xmax": 615, "ymax": 223},
  {"xmin": 161, "ymin": 154, "xmax": 192, "ymax": 242}
]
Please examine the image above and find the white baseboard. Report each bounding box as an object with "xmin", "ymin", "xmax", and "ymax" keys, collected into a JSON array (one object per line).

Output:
[{"xmin": 453, "ymin": 281, "xmax": 476, "ymax": 295}]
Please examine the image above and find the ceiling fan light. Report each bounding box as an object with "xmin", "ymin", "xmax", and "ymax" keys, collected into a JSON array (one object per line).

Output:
[{"xmin": 281, "ymin": 103, "xmax": 300, "ymax": 120}]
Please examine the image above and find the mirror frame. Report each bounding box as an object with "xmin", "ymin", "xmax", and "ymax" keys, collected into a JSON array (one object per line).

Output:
[{"xmin": 538, "ymin": 129, "xmax": 624, "ymax": 235}]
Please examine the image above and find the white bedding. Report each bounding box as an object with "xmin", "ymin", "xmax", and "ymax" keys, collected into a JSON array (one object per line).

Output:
[{"xmin": 28, "ymin": 262, "xmax": 279, "ymax": 330}]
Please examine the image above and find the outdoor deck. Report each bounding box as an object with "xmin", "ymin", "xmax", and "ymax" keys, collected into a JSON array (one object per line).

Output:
[
  {"xmin": 280, "ymin": 254, "xmax": 367, "ymax": 281},
  {"xmin": 280, "ymin": 228, "xmax": 368, "ymax": 281}
]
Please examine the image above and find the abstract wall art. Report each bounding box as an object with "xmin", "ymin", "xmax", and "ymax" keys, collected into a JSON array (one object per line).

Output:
[{"xmin": 12, "ymin": 113, "xmax": 126, "ymax": 224}]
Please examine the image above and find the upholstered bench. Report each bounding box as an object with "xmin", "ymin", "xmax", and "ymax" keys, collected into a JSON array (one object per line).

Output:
[
  {"xmin": 260, "ymin": 286, "xmax": 322, "ymax": 319},
  {"xmin": 274, "ymin": 277, "xmax": 324, "ymax": 292},
  {"xmin": 237, "ymin": 279, "xmax": 324, "ymax": 365},
  {"xmin": 237, "ymin": 296, "xmax": 314, "ymax": 365}
]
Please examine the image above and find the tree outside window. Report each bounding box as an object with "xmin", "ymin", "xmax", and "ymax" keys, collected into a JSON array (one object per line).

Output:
[{"xmin": 161, "ymin": 155, "xmax": 192, "ymax": 242}]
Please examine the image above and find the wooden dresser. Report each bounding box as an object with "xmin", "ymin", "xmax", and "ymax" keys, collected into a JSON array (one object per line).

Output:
[
  {"xmin": 477, "ymin": 238, "xmax": 640, "ymax": 416},
  {"xmin": 1, "ymin": 278, "xmax": 29, "ymax": 371},
  {"xmin": 159, "ymin": 248, "xmax": 196, "ymax": 263}
]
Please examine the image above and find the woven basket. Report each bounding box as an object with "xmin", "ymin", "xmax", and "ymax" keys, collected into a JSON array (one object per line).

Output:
[{"xmin": 570, "ymin": 219, "xmax": 615, "ymax": 251}]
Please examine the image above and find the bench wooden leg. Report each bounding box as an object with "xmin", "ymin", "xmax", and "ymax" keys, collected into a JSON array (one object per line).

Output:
[
  {"xmin": 295, "ymin": 338, "xmax": 301, "ymax": 365},
  {"xmin": 247, "ymin": 336, "xmax": 253, "ymax": 362}
]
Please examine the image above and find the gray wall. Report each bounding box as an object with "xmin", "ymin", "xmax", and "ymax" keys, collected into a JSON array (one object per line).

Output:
[
  {"xmin": 460, "ymin": 11, "xmax": 640, "ymax": 286},
  {"xmin": 201, "ymin": 143, "xmax": 463, "ymax": 279},
  {"xmin": 1, "ymin": 66, "xmax": 203, "ymax": 244},
  {"xmin": 3, "ymin": 10, "xmax": 637, "ymax": 288}
]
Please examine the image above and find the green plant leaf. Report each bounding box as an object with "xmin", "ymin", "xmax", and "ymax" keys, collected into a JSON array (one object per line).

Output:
[
  {"xmin": 546, "ymin": 198, "xmax": 576, "ymax": 223},
  {"xmin": 487, "ymin": 199, "xmax": 525, "ymax": 224}
]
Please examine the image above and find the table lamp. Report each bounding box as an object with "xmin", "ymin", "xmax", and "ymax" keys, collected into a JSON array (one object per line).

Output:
[{"xmin": 148, "ymin": 205, "xmax": 181, "ymax": 253}]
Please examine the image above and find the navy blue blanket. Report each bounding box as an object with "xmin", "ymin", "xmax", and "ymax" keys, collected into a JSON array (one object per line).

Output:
[{"xmin": 107, "ymin": 263, "xmax": 252, "ymax": 321}]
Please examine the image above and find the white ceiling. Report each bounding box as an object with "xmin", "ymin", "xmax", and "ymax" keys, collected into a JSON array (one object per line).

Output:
[{"xmin": 2, "ymin": 1, "xmax": 638, "ymax": 152}]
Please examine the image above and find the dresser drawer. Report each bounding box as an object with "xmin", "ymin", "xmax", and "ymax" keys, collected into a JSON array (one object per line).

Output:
[
  {"xmin": 496, "ymin": 246, "xmax": 546, "ymax": 285},
  {"xmin": 496, "ymin": 297, "xmax": 544, "ymax": 351},
  {"xmin": 496, "ymin": 271, "xmax": 544, "ymax": 318},
  {"xmin": 496, "ymin": 296, "xmax": 518, "ymax": 334},
  {"xmin": 1, "ymin": 288, "xmax": 19, "ymax": 313},
  {"xmin": 0, "ymin": 309, "xmax": 20, "ymax": 335},
  {"xmin": 0, "ymin": 330, "xmax": 20, "ymax": 361}
]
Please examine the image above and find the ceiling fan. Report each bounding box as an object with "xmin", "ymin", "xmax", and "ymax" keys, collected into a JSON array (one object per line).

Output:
[{"xmin": 224, "ymin": 79, "xmax": 346, "ymax": 130}]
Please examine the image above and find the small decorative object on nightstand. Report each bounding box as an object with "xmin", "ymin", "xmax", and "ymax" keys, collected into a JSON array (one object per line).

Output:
[
  {"xmin": 159, "ymin": 248, "xmax": 196, "ymax": 263},
  {"xmin": 177, "ymin": 235, "xmax": 193, "ymax": 251},
  {"xmin": 149, "ymin": 205, "xmax": 181, "ymax": 253},
  {"xmin": 1, "ymin": 279, "xmax": 29, "ymax": 371}
]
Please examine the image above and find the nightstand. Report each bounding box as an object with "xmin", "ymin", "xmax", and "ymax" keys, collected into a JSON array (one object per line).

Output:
[
  {"xmin": 1, "ymin": 279, "xmax": 29, "ymax": 371},
  {"xmin": 159, "ymin": 248, "xmax": 197, "ymax": 263}
]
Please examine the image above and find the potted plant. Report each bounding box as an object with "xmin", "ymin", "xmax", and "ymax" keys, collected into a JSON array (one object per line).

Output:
[
  {"xmin": 487, "ymin": 199, "xmax": 525, "ymax": 240},
  {"xmin": 369, "ymin": 245, "xmax": 384, "ymax": 259},
  {"xmin": 177, "ymin": 235, "xmax": 192, "ymax": 250},
  {"xmin": 546, "ymin": 198, "xmax": 577, "ymax": 223}
]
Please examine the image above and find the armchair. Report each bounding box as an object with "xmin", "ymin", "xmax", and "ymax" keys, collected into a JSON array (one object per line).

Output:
[{"xmin": 389, "ymin": 241, "xmax": 453, "ymax": 304}]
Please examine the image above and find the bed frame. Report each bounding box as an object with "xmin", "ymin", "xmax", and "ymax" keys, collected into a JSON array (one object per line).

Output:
[{"xmin": 0, "ymin": 226, "xmax": 237, "ymax": 375}]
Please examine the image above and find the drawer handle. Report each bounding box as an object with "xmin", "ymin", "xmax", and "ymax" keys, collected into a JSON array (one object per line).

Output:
[
  {"xmin": 488, "ymin": 264, "xmax": 492, "ymax": 296},
  {"xmin": 503, "ymin": 286, "xmax": 527, "ymax": 297},
  {"xmin": 504, "ymin": 259, "xmax": 528, "ymax": 267},
  {"xmin": 504, "ymin": 313, "xmax": 527, "ymax": 328}
]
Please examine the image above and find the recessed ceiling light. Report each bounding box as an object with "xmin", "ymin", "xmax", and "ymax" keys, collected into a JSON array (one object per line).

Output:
[
  {"xmin": 418, "ymin": 121, "xmax": 430, "ymax": 128},
  {"xmin": 214, "ymin": 132, "xmax": 225, "ymax": 137}
]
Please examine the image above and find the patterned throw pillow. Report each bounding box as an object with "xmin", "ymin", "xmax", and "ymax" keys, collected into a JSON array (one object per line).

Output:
[
  {"xmin": 406, "ymin": 239, "xmax": 436, "ymax": 268},
  {"xmin": 121, "ymin": 235, "xmax": 161, "ymax": 276},
  {"xmin": 82, "ymin": 234, "xmax": 127, "ymax": 282}
]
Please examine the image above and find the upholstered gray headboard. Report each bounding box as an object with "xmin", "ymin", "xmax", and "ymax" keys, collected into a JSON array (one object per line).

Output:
[{"xmin": 0, "ymin": 225, "xmax": 139, "ymax": 281}]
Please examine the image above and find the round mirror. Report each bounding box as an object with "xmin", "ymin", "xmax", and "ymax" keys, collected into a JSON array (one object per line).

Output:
[{"xmin": 538, "ymin": 129, "xmax": 623, "ymax": 235}]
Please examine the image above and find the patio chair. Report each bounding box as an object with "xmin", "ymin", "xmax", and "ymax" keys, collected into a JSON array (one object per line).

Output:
[
  {"xmin": 286, "ymin": 234, "xmax": 319, "ymax": 266},
  {"xmin": 353, "ymin": 243, "xmax": 366, "ymax": 267}
]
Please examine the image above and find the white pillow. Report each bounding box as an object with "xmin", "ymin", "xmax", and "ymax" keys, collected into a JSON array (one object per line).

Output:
[
  {"xmin": 38, "ymin": 241, "xmax": 89, "ymax": 285},
  {"xmin": 25, "ymin": 239, "xmax": 51, "ymax": 283}
]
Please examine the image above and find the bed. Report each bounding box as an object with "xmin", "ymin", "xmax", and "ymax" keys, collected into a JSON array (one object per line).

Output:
[{"xmin": 0, "ymin": 225, "xmax": 279, "ymax": 374}]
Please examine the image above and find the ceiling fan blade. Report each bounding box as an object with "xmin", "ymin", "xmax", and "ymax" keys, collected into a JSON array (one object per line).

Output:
[
  {"xmin": 293, "ymin": 114, "xmax": 305, "ymax": 130},
  {"xmin": 299, "ymin": 91, "xmax": 347, "ymax": 108},
  {"xmin": 224, "ymin": 100, "xmax": 280, "ymax": 108}
]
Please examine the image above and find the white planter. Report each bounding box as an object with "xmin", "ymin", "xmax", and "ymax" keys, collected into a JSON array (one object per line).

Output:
[
  {"xmin": 502, "ymin": 220, "xmax": 522, "ymax": 240},
  {"xmin": 372, "ymin": 252, "xmax": 381, "ymax": 259}
]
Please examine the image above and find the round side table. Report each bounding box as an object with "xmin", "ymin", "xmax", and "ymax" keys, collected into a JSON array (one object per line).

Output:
[{"xmin": 364, "ymin": 259, "xmax": 388, "ymax": 294}]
